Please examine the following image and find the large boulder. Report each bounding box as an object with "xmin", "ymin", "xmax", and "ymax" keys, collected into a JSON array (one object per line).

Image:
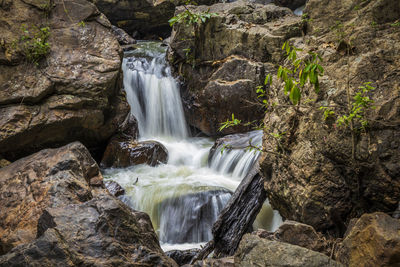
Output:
[
  {"xmin": 168, "ymin": 1, "xmax": 304, "ymax": 136},
  {"xmin": 234, "ymin": 234, "xmax": 344, "ymax": 267},
  {"xmin": 335, "ymin": 212, "xmax": 400, "ymax": 267},
  {"xmin": 0, "ymin": 142, "xmax": 177, "ymax": 266},
  {"xmin": 0, "ymin": 0, "xmax": 129, "ymax": 161},
  {"xmin": 260, "ymin": 0, "xmax": 400, "ymax": 234},
  {"xmin": 100, "ymin": 136, "xmax": 169, "ymax": 168},
  {"xmin": 89, "ymin": 0, "xmax": 218, "ymax": 39}
]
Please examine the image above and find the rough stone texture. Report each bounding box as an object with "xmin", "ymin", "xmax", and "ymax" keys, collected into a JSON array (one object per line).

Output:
[
  {"xmin": 165, "ymin": 249, "xmax": 200, "ymax": 266},
  {"xmin": 111, "ymin": 25, "xmax": 136, "ymax": 45},
  {"xmin": 234, "ymin": 234, "xmax": 344, "ymax": 267},
  {"xmin": 0, "ymin": 142, "xmax": 177, "ymax": 266},
  {"xmin": 335, "ymin": 212, "xmax": 400, "ymax": 267},
  {"xmin": 183, "ymin": 257, "xmax": 234, "ymax": 267},
  {"xmin": 104, "ymin": 180, "xmax": 125, "ymax": 197},
  {"xmin": 169, "ymin": 1, "xmax": 304, "ymax": 136},
  {"xmin": 89, "ymin": 0, "xmax": 218, "ymax": 39},
  {"xmin": 0, "ymin": 0, "xmax": 129, "ymax": 161},
  {"xmin": 260, "ymin": 0, "xmax": 400, "ymax": 234},
  {"xmin": 254, "ymin": 220, "xmax": 333, "ymax": 256},
  {"xmin": 100, "ymin": 136, "xmax": 168, "ymax": 168}
]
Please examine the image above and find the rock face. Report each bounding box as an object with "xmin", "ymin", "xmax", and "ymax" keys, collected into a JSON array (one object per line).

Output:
[
  {"xmin": 274, "ymin": 0, "xmax": 306, "ymax": 10},
  {"xmin": 260, "ymin": 0, "xmax": 400, "ymax": 234},
  {"xmin": 234, "ymin": 234, "xmax": 344, "ymax": 267},
  {"xmin": 111, "ymin": 25, "xmax": 136, "ymax": 45},
  {"xmin": 0, "ymin": 142, "xmax": 177, "ymax": 266},
  {"xmin": 165, "ymin": 249, "xmax": 200, "ymax": 266},
  {"xmin": 335, "ymin": 212, "xmax": 400, "ymax": 267},
  {"xmin": 89, "ymin": 0, "xmax": 218, "ymax": 39},
  {"xmin": 100, "ymin": 137, "xmax": 168, "ymax": 168},
  {"xmin": 104, "ymin": 180, "xmax": 125, "ymax": 197},
  {"xmin": 168, "ymin": 1, "xmax": 304, "ymax": 136},
  {"xmin": 0, "ymin": 0, "xmax": 129, "ymax": 161}
]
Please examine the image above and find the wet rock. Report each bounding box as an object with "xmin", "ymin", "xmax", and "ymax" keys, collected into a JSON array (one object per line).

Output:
[
  {"xmin": 104, "ymin": 180, "xmax": 125, "ymax": 197},
  {"xmin": 101, "ymin": 137, "xmax": 168, "ymax": 168},
  {"xmin": 260, "ymin": 0, "xmax": 400, "ymax": 234},
  {"xmin": 0, "ymin": 0, "xmax": 129, "ymax": 161},
  {"xmin": 335, "ymin": 212, "xmax": 400, "ymax": 267},
  {"xmin": 169, "ymin": 2, "xmax": 304, "ymax": 136},
  {"xmin": 120, "ymin": 113, "xmax": 139, "ymax": 140},
  {"xmin": 254, "ymin": 221, "xmax": 333, "ymax": 256},
  {"xmin": 235, "ymin": 234, "xmax": 344, "ymax": 267},
  {"xmin": 184, "ymin": 257, "xmax": 234, "ymax": 267},
  {"xmin": 89, "ymin": 0, "xmax": 218, "ymax": 39},
  {"xmin": 159, "ymin": 189, "xmax": 232, "ymax": 244},
  {"xmin": 166, "ymin": 248, "xmax": 200, "ymax": 266},
  {"xmin": 0, "ymin": 142, "xmax": 177, "ymax": 266},
  {"xmin": 111, "ymin": 25, "xmax": 136, "ymax": 45},
  {"xmin": 274, "ymin": 0, "xmax": 306, "ymax": 10}
]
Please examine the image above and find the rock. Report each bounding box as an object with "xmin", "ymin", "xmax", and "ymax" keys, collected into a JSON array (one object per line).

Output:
[
  {"xmin": 0, "ymin": 0, "xmax": 130, "ymax": 161},
  {"xmin": 260, "ymin": 0, "xmax": 400, "ymax": 233},
  {"xmin": 254, "ymin": 221, "xmax": 333, "ymax": 256},
  {"xmin": 120, "ymin": 113, "xmax": 139, "ymax": 139},
  {"xmin": 335, "ymin": 212, "xmax": 400, "ymax": 267},
  {"xmin": 393, "ymin": 202, "xmax": 400, "ymax": 219},
  {"xmin": 274, "ymin": 0, "xmax": 306, "ymax": 10},
  {"xmin": 100, "ymin": 137, "xmax": 168, "ymax": 168},
  {"xmin": 184, "ymin": 257, "xmax": 234, "ymax": 267},
  {"xmin": 234, "ymin": 234, "xmax": 344, "ymax": 267},
  {"xmin": 0, "ymin": 157, "xmax": 10, "ymax": 168},
  {"xmin": 165, "ymin": 249, "xmax": 200, "ymax": 266},
  {"xmin": 168, "ymin": 1, "xmax": 304, "ymax": 136},
  {"xmin": 0, "ymin": 142, "xmax": 177, "ymax": 266},
  {"xmin": 89, "ymin": 0, "xmax": 218, "ymax": 39},
  {"xmin": 104, "ymin": 180, "xmax": 125, "ymax": 197},
  {"xmin": 111, "ymin": 25, "xmax": 136, "ymax": 45}
]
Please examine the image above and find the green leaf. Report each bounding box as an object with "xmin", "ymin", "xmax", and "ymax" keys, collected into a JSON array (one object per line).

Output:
[{"xmin": 289, "ymin": 85, "xmax": 301, "ymax": 105}]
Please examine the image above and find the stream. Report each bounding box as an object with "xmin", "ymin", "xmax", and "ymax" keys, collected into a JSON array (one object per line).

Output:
[{"xmin": 103, "ymin": 41, "xmax": 282, "ymax": 251}]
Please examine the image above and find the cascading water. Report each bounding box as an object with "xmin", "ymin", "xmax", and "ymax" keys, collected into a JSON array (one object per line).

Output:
[{"xmin": 103, "ymin": 41, "xmax": 282, "ymax": 250}]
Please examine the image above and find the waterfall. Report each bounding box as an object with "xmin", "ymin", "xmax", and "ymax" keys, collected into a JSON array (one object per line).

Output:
[{"xmin": 104, "ymin": 41, "xmax": 282, "ymax": 250}]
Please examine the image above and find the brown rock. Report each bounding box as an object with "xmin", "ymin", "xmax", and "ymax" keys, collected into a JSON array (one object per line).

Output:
[
  {"xmin": 0, "ymin": 0, "xmax": 129, "ymax": 161},
  {"xmin": 0, "ymin": 142, "xmax": 177, "ymax": 266},
  {"xmin": 111, "ymin": 25, "xmax": 136, "ymax": 45},
  {"xmin": 335, "ymin": 212, "xmax": 400, "ymax": 267},
  {"xmin": 105, "ymin": 180, "xmax": 125, "ymax": 197},
  {"xmin": 184, "ymin": 257, "xmax": 234, "ymax": 267},
  {"xmin": 101, "ymin": 137, "xmax": 168, "ymax": 168}
]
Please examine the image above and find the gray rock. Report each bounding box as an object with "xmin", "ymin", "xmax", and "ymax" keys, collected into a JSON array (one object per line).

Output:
[{"xmin": 111, "ymin": 25, "xmax": 136, "ymax": 45}]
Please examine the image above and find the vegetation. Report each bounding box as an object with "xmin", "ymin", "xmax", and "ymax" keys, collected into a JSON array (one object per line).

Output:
[
  {"xmin": 168, "ymin": 0, "xmax": 217, "ymax": 27},
  {"xmin": 12, "ymin": 24, "xmax": 51, "ymax": 65}
]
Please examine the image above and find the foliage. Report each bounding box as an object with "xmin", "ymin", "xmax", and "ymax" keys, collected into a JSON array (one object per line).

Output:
[
  {"xmin": 336, "ymin": 82, "xmax": 375, "ymax": 130},
  {"xmin": 276, "ymin": 41, "xmax": 324, "ymax": 105},
  {"xmin": 12, "ymin": 24, "xmax": 51, "ymax": 65},
  {"xmin": 168, "ymin": 0, "xmax": 217, "ymax": 27},
  {"xmin": 218, "ymin": 114, "xmax": 241, "ymax": 132}
]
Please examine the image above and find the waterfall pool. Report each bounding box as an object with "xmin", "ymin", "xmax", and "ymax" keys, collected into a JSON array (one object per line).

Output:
[{"xmin": 103, "ymin": 41, "xmax": 282, "ymax": 251}]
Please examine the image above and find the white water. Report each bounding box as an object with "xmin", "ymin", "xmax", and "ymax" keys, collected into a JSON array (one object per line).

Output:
[{"xmin": 103, "ymin": 42, "xmax": 282, "ymax": 251}]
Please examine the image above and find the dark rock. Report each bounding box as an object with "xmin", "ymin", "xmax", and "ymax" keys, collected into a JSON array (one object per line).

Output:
[
  {"xmin": 274, "ymin": 0, "xmax": 306, "ymax": 10},
  {"xmin": 111, "ymin": 25, "xmax": 136, "ymax": 45},
  {"xmin": 101, "ymin": 137, "xmax": 168, "ymax": 168},
  {"xmin": 120, "ymin": 113, "xmax": 139, "ymax": 140},
  {"xmin": 166, "ymin": 249, "xmax": 200, "ymax": 266},
  {"xmin": 0, "ymin": 0, "xmax": 129, "ymax": 161},
  {"xmin": 393, "ymin": 202, "xmax": 400, "ymax": 219},
  {"xmin": 168, "ymin": 2, "xmax": 303, "ymax": 136},
  {"xmin": 335, "ymin": 212, "xmax": 400, "ymax": 267},
  {"xmin": 104, "ymin": 180, "xmax": 125, "ymax": 197},
  {"xmin": 235, "ymin": 234, "xmax": 343, "ymax": 266},
  {"xmin": 0, "ymin": 142, "xmax": 177, "ymax": 266},
  {"xmin": 184, "ymin": 257, "xmax": 234, "ymax": 267}
]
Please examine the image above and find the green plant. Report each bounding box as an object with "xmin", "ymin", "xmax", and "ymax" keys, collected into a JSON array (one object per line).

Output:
[
  {"xmin": 390, "ymin": 21, "xmax": 400, "ymax": 27},
  {"xmin": 78, "ymin": 21, "xmax": 86, "ymax": 27},
  {"xmin": 275, "ymin": 41, "xmax": 324, "ymax": 106},
  {"xmin": 168, "ymin": 0, "xmax": 217, "ymax": 27},
  {"xmin": 13, "ymin": 24, "xmax": 50, "ymax": 65},
  {"xmin": 219, "ymin": 113, "xmax": 241, "ymax": 132}
]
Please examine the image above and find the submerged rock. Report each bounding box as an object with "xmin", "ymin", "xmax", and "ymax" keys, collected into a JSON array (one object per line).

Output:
[
  {"xmin": 169, "ymin": 1, "xmax": 304, "ymax": 136},
  {"xmin": 0, "ymin": 0, "xmax": 129, "ymax": 161},
  {"xmin": 235, "ymin": 234, "xmax": 344, "ymax": 267},
  {"xmin": 0, "ymin": 142, "xmax": 177, "ymax": 266},
  {"xmin": 335, "ymin": 212, "xmax": 400, "ymax": 267},
  {"xmin": 101, "ymin": 137, "xmax": 168, "ymax": 168}
]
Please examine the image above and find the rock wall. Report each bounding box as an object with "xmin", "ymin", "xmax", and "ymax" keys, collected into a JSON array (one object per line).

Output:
[
  {"xmin": 168, "ymin": 1, "xmax": 305, "ymax": 136},
  {"xmin": 0, "ymin": 0, "xmax": 129, "ymax": 161},
  {"xmin": 260, "ymin": 0, "xmax": 400, "ymax": 234}
]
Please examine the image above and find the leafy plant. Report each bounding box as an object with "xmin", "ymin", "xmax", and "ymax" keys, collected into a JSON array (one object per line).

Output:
[
  {"xmin": 276, "ymin": 41, "xmax": 324, "ymax": 106},
  {"xmin": 12, "ymin": 24, "xmax": 51, "ymax": 65},
  {"xmin": 218, "ymin": 113, "xmax": 241, "ymax": 132},
  {"xmin": 168, "ymin": 0, "xmax": 217, "ymax": 27}
]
